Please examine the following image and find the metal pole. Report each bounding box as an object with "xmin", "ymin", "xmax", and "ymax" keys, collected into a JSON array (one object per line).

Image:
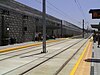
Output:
[
  {"xmin": 83, "ymin": 19, "xmax": 84, "ymax": 38},
  {"xmin": 42, "ymin": 0, "xmax": 46, "ymax": 53}
]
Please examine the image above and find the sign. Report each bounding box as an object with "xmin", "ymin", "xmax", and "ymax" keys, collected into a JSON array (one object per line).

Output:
[
  {"xmin": 92, "ymin": 12, "xmax": 100, "ymax": 19},
  {"xmin": 89, "ymin": 9, "xmax": 100, "ymax": 19}
]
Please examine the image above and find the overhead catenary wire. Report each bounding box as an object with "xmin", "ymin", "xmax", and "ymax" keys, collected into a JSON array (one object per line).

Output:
[
  {"xmin": 34, "ymin": 0, "xmax": 81, "ymax": 25},
  {"xmin": 47, "ymin": 1, "xmax": 79, "ymax": 22},
  {"xmin": 74, "ymin": 0, "xmax": 91, "ymax": 29},
  {"xmin": 34, "ymin": 0, "xmax": 66, "ymax": 19},
  {"xmin": 74, "ymin": 0, "xmax": 86, "ymax": 20},
  {"xmin": 74, "ymin": 0, "xmax": 90, "ymax": 25}
]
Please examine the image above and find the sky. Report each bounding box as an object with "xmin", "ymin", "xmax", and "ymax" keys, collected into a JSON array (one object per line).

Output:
[{"xmin": 15, "ymin": 0, "xmax": 100, "ymax": 29}]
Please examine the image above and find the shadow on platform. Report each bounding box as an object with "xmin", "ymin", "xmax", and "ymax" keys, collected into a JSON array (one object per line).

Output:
[
  {"xmin": 20, "ymin": 52, "xmax": 43, "ymax": 58},
  {"xmin": 85, "ymin": 58, "xmax": 100, "ymax": 63}
]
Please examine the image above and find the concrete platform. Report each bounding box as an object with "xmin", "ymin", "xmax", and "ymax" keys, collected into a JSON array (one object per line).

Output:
[
  {"xmin": 91, "ymin": 42, "xmax": 100, "ymax": 75},
  {"xmin": 0, "ymin": 38, "xmax": 66, "ymax": 53},
  {"xmin": 73, "ymin": 40, "xmax": 92, "ymax": 75},
  {"xmin": 0, "ymin": 38, "xmax": 90, "ymax": 75}
]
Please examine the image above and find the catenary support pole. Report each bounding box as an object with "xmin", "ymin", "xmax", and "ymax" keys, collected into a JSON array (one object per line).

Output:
[
  {"xmin": 83, "ymin": 19, "xmax": 84, "ymax": 38},
  {"xmin": 42, "ymin": 0, "xmax": 46, "ymax": 53},
  {"xmin": 61, "ymin": 20, "xmax": 63, "ymax": 38}
]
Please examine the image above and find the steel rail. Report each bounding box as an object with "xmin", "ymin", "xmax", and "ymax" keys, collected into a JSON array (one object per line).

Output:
[
  {"xmin": 0, "ymin": 39, "xmax": 69, "ymax": 61},
  {"xmin": 2, "ymin": 39, "xmax": 82, "ymax": 75},
  {"xmin": 54, "ymin": 34, "xmax": 92, "ymax": 75},
  {"xmin": 54, "ymin": 39, "xmax": 88, "ymax": 75},
  {"xmin": 0, "ymin": 39, "xmax": 67, "ymax": 56},
  {"xmin": 18, "ymin": 39, "xmax": 83, "ymax": 75}
]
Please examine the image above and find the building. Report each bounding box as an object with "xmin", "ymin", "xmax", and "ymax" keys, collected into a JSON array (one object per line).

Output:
[
  {"xmin": 0, "ymin": 0, "xmax": 82, "ymax": 46},
  {"xmin": 0, "ymin": 0, "xmax": 61, "ymax": 45}
]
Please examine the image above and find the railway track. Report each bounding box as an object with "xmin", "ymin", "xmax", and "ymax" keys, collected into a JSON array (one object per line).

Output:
[
  {"xmin": 0, "ymin": 39, "xmax": 67, "ymax": 55},
  {"xmin": 0, "ymin": 38, "xmax": 88, "ymax": 75},
  {"xmin": 0, "ymin": 39, "xmax": 70, "ymax": 61},
  {"xmin": 20, "ymin": 39, "xmax": 85, "ymax": 75},
  {"xmin": 54, "ymin": 39, "xmax": 88, "ymax": 75}
]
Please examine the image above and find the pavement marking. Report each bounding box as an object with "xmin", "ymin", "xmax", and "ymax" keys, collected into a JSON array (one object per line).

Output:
[
  {"xmin": 91, "ymin": 66, "xmax": 94, "ymax": 75},
  {"xmin": 92, "ymin": 52, "xmax": 94, "ymax": 58},
  {"xmin": 91, "ymin": 47, "xmax": 94, "ymax": 75},
  {"xmin": 0, "ymin": 43, "xmax": 41, "ymax": 53},
  {"xmin": 70, "ymin": 39, "xmax": 90, "ymax": 75},
  {"xmin": 0, "ymin": 39, "xmax": 65, "ymax": 53},
  {"xmin": 74, "ymin": 41, "xmax": 92, "ymax": 75}
]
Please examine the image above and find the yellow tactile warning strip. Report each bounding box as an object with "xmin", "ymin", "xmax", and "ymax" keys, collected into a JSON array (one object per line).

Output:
[
  {"xmin": 70, "ymin": 39, "xmax": 92, "ymax": 75},
  {"xmin": 0, "ymin": 43, "xmax": 41, "ymax": 53},
  {"xmin": 0, "ymin": 38, "xmax": 66, "ymax": 53},
  {"xmin": 74, "ymin": 41, "xmax": 92, "ymax": 75}
]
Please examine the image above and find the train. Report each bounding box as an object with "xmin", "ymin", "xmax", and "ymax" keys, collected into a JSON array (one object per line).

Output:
[{"xmin": 0, "ymin": 0, "xmax": 82, "ymax": 46}]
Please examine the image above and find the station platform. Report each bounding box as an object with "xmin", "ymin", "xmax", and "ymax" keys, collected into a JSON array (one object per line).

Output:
[
  {"xmin": 0, "ymin": 38, "xmax": 93, "ymax": 75},
  {"xmin": 90, "ymin": 42, "xmax": 100, "ymax": 75},
  {"xmin": 72, "ymin": 40, "xmax": 100, "ymax": 75},
  {"xmin": 0, "ymin": 38, "xmax": 66, "ymax": 53}
]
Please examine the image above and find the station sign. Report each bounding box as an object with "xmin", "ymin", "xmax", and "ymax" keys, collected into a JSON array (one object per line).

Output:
[
  {"xmin": 89, "ymin": 9, "xmax": 100, "ymax": 19},
  {"xmin": 92, "ymin": 12, "xmax": 100, "ymax": 19}
]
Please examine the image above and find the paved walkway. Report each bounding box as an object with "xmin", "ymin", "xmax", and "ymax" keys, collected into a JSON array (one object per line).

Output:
[
  {"xmin": 69, "ymin": 38, "xmax": 92, "ymax": 75},
  {"xmin": 91, "ymin": 42, "xmax": 100, "ymax": 75},
  {"xmin": 70, "ymin": 39, "xmax": 100, "ymax": 75},
  {"xmin": 0, "ymin": 38, "xmax": 87, "ymax": 75},
  {"xmin": 74, "ymin": 40, "xmax": 92, "ymax": 75},
  {"xmin": 0, "ymin": 38, "xmax": 93, "ymax": 75}
]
